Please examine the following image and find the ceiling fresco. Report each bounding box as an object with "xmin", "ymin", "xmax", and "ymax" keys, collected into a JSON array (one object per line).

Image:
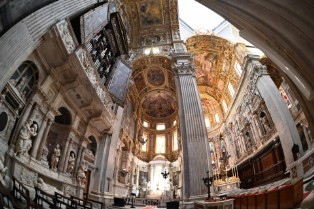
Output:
[
  {"xmin": 185, "ymin": 35, "xmax": 236, "ymax": 102},
  {"xmin": 130, "ymin": 56, "xmax": 177, "ymax": 120},
  {"xmin": 142, "ymin": 93, "xmax": 176, "ymax": 118},
  {"xmin": 119, "ymin": 0, "xmax": 180, "ymax": 49}
]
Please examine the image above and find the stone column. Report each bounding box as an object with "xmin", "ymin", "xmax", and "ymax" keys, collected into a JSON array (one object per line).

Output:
[
  {"xmin": 252, "ymin": 62, "xmax": 303, "ymax": 169},
  {"xmin": 58, "ymin": 138, "xmax": 71, "ymax": 172},
  {"xmin": 73, "ymin": 147, "xmax": 84, "ymax": 175},
  {"xmin": 31, "ymin": 117, "xmax": 48, "ymax": 158},
  {"xmin": 173, "ymin": 54, "xmax": 211, "ymax": 199},
  {"xmin": 36, "ymin": 119, "xmax": 52, "ymax": 160}
]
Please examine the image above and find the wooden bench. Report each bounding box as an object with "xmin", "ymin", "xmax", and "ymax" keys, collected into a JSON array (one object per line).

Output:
[
  {"xmin": 55, "ymin": 192, "xmax": 78, "ymax": 209},
  {"xmin": 34, "ymin": 186, "xmax": 55, "ymax": 208},
  {"xmin": 12, "ymin": 176, "xmax": 42, "ymax": 209},
  {"xmin": 70, "ymin": 195, "xmax": 93, "ymax": 209}
]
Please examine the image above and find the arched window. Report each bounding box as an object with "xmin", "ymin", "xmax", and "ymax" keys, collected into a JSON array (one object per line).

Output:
[
  {"xmin": 9, "ymin": 61, "xmax": 38, "ymax": 99},
  {"xmin": 54, "ymin": 107, "xmax": 72, "ymax": 125}
]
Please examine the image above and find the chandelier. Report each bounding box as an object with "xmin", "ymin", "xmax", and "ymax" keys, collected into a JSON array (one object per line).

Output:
[{"xmin": 161, "ymin": 169, "xmax": 169, "ymax": 179}]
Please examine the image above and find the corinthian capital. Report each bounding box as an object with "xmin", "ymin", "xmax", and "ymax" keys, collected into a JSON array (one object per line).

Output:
[{"xmin": 174, "ymin": 62, "xmax": 195, "ymax": 75}]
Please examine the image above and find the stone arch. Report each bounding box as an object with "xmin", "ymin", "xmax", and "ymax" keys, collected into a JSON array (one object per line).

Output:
[{"xmin": 54, "ymin": 107, "xmax": 72, "ymax": 125}]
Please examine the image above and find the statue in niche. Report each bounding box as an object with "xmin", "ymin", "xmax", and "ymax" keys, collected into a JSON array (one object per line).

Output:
[
  {"xmin": 260, "ymin": 115, "xmax": 271, "ymax": 133},
  {"xmin": 16, "ymin": 76, "xmax": 28, "ymax": 92},
  {"xmin": 77, "ymin": 164, "xmax": 87, "ymax": 187},
  {"xmin": 220, "ymin": 146, "xmax": 230, "ymax": 167},
  {"xmin": 0, "ymin": 156, "xmax": 7, "ymax": 186},
  {"xmin": 15, "ymin": 119, "xmax": 37, "ymax": 157},
  {"xmin": 51, "ymin": 144, "xmax": 61, "ymax": 170},
  {"xmin": 41, "ymin": 145, "xmax": 49, "ymax": 161},
  {"xmin": 66, "ymin": 152, "xmax": 75, "ymax": 174}
]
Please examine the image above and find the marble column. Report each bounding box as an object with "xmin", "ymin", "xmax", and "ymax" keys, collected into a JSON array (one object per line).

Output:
[
  {"xmin": 31, "ymin": 117, "xmax": 48, "ymax": 158},
  {"xmin": 58, "ymin": 138, "xmax": 71, "ymax": 172},
  {"xmin": 74, "ymin": 147, "xmax": 84, "ymax": 175},
  {"xmin": 36, "ymin": 119, "xmax": 52, "ymax": 160},
  {"xmin": 252, "ymin": 62, "xmax": 303, "ymax": 167},
  {"xmin": 173, "ymin": 54, "xmax": 211, "ymax": 199}
]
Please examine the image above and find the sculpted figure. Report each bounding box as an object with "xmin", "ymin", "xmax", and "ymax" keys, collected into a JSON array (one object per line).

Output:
[
  {"xmin": 51, "ymin": 144, "xmax": 61, "ymax": 170},
  {"xmin": 15, "ymin": 119, "xmax": 37, "ymax": 157},
  {"xmin": 66, "ymin": 152, "xmax": 75, "ymax": 174},
  {"xmin": 77, "ymin": 164, "xmax": 86, "ymax": 187},
  {"xmin": 0, "ymin": 156, "xmax": 7, "ymax": 185},
  {"xmin": 16, "ymin": 76, "xmax": 28, "ymax": 92},
  {"xmin": 41, "ymin": 145, "xmax": 49, "ymax": 161},
  {"xmin": 37, "ymin": 178, "xmax": 63, "ymax": 195},
  {"xmin": 260, "ymin": 116, "xmax": 271, "ymax": 133}
]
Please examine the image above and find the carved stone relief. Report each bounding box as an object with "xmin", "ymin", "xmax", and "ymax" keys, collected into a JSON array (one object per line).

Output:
[{"xmin": 56, "ymin": 20, "xmax": 76, "ymax": 54}]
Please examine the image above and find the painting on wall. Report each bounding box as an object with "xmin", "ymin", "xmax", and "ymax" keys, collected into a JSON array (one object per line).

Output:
[
  {"xmin": 142, "ymin": 94, "xmax": 176, "ymax": 118},
  {"xmin": 195, "ymin": 52, "xmax": 218, "ymax": 85},
  {"xmin": 80, "ymin": 3, "xmax": 109, "ymax": 43},
  {"xmin": 139, "ymin": 171, "xmax": 148, "ymax": 187},
  {"xmin": 147, "ymin": 65, "xmax": 165, "ymax": 86},
  {"xmin": 107, "ymin": 59, "xmax": 132, "ymax": 106},
  {"xmin": 138, "ymin": 0, "xmax": 163, "ymax": 26}
]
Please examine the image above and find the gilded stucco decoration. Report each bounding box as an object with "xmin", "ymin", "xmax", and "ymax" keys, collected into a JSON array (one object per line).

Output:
[
  {"xmin": 142, "ymin": 93, "xmax": 176, "ymax": 118},
  {"xmin": 119, "ymin": 0, "xmax": 179, "ymax": 49}
]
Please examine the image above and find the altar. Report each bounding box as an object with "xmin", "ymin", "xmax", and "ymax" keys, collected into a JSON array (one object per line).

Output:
[{"xmin": 194, "ymin": 199, "xmax": 234, "ymax": 209}]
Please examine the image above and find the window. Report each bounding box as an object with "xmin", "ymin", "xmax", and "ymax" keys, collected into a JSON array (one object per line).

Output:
[
  {"xmin": 235, "ymin": 61, "xmax": 242, "ymax": 76},
  {"xmin": 143, "ymin": 121, "xmax": 149, "ymax": 128},
  {"xmin": 228, "ymin": 82, "xmax": 235, "ymax": 97},
  {"xmin": 156, "ymin": 134, "xmax": 166, "ymax": 153},
  {"xmin": 205, "ymin": 117, "xmax": 211, "ymax": 128},
  {"xmin": 173, "ymin": 130, "xmax": 178, "ymax": 151},
  {"xmin": 173, "ymin": 120, "xmax": 177, "ymax": 126},
  {"xmin": 214, "ymin": 113, "xmax": 220, "ymax": 124},
  {"xmin": 156, "ymin": 123, "xmax": 166, "ymax": 130},
  {"xmin": 141, "ymin": 132, "xmax": 148, "ymax": 152},
  {"xmin": 222, "ymin": 100, "xmax": 228, "ymax": 112}
]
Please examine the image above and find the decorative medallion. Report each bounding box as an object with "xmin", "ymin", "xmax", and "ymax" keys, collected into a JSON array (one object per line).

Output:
[{"xmin": 147, "ymin": 65, "xmax": 165, "ymax": 86}]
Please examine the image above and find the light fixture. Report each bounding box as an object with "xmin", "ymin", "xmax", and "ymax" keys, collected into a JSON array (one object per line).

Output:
[
  {"xmin": 161, "ymin": 168, "xmax": 169, "ymax": 179},
  {"xmin": 119, "ymin": 168, "xmax": 128, "ymax": 177},
  {"xmin": 201, "ymin": 171, "xmax": 213, "ymax": 200}
]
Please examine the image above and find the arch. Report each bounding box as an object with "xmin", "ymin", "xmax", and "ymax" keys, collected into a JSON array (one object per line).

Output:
[
  {"xmin": 8, "ymin": 60, "xmax": 39, "ymax": 100},
  {"xmin": 54, "ymin": 107, "xmax": 72, "ymax": 125},
  {"xmin": 87, "ymin": 136, "xmax": 97, "ymax": 155}
]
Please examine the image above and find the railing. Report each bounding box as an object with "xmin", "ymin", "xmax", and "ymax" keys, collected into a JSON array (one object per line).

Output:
[{"xmin": 123, "ymin": 197, "xmax": 180, "ymax": 207}]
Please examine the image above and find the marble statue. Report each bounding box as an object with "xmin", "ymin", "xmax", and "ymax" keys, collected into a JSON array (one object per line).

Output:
[
  {"xmin": 41, "ymin": 145, "xmax": 49, "ymax": 161},
  {"xmin": 66, "ymin": 152, "xmax": 75, "ymax": 174},
  {"xmin": 15, "ymin": 119, "xmax": 37, "ymax": 157},
  {"xmin": 37, "ymin": 177, "xmax": 63, "ymax": 195},
  {"xmin": 16, "ymin": 76, "xmax": 28, "ymax": 92},
  {"xmin": 260, "ymin": 116, "xmax": 271, "ymax": 133},
  {"xmin": 51, "ymin": 144, "xmax": 61, "ymax": 170},
  {"xmin": 77, "ymin": 165, "xmax": 86, "ymax": 187},
  {"xmin": 0, "ymin": 156, "xmax": 7, "ymax": 186}
]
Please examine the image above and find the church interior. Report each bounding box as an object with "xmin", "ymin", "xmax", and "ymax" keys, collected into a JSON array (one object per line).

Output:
[{"xmin": 0, "ymin": 0, "xmax": 314, "ymax": 209}]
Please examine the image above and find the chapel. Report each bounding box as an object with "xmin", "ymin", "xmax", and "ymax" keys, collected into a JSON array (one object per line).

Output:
[{"xmin": 0, "ymin": 1, "xmax": 313, "ymax": 209}]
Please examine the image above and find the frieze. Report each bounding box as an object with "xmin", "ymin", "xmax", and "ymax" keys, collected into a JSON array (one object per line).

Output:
[{"xmin": 56, "ymin": 20, "xmax": 76, "ymax": 54}]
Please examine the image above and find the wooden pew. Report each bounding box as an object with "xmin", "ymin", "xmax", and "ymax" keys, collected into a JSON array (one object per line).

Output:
[
  {"xmin": 247, "ymin": 193, "xmax": 257, "ymax": 209},
  {"xmin": 34, "ymin": 186, "xmax": 55, "ymax": 208},
  {"xmin": 12, "ymin": 176, "xmax": 41, "ymax": 209},
  {"xmin": 70, "ymin": 195, "xmax": 93, "ymax": 209},
  {"xmin": 55, "ymin": 192, "xmax": 77, "ymax": 209}
]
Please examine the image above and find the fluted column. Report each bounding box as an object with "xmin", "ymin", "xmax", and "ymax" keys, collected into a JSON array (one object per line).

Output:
[
  {"xmin": 59, "ymin": 138, "xmax": 71, "ymax": 172},
  {"xmin": 31, "ymin": 117, "xmax": 48, "ymax": 158},
  {"xmin": 173, "ymin": 54, "xmax": 211, "ymax": 199},
  {"xmin": 36, "ymin": 119, "xmax": 52, "ymax": 160},
  {"xmin": 73, "ymin": 147, "xmax": 84, "ymax": 175}
]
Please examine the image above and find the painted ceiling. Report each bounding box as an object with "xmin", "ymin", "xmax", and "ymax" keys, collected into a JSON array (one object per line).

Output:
[
  {"xmin": 118, "ymin": 0, "xmax": 180, "ymax": 49},
  {"xmin": 185, "ymin": 35, "xmax": 236, "ymax": 102},
  {"xmin": 131, "ymin": 56, "xmax": 177, "ymax": 119}
]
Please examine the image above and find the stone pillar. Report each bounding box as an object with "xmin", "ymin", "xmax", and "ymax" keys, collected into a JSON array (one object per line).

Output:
[
  {"xmin": 59, "ymin": 138, "xmax": 71, "ymax": 172},
  {"xmin": 252, "ymin": 62, "xmax": 303, "ymax": 167},
  {"xmin": 173, "ymin": 54, "xmax": 211, "ymax": 199},
  {"xmin": 31, "ymin": 117, "xmax": 48, "ymax": 158},
  {"xmin": 74, "ymin": 147, "xmax": 84, "ymax": 175},
  {"xmin": 36, "ymin": 119, "xmax": 52, "ymax": 160}
]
